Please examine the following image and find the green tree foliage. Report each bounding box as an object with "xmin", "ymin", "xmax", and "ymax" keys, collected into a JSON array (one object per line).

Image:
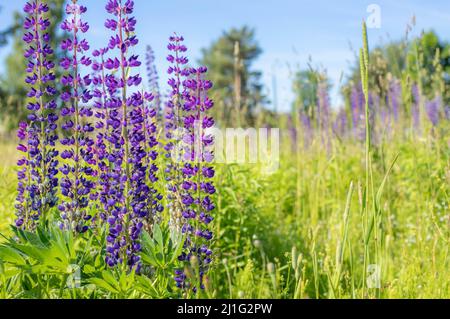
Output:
[
  {"xmin": 199, "ymin": 26, "xmax": 265, "ymax": 126},
  {"xmin": 344, "ymin": 30, "xmax": 449, "ymax": 104},
  {"xmin": 407, "ymin": 31, "xmax": 450, "ymax": 101},
  {"xmin": 0, "ymin": 0, "xmax": 65, "ymax": 130},
  {"xmin": 291, "ymin": 65, "xmax": 330, "ymax": 123},
  {"xmin": 293, "ymin": 67, "xmax": 329, "ymax": 108}
]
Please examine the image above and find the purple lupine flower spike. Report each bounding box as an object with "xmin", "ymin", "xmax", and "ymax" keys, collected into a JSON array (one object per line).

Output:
[
  {"xmin": 350, "ymin": 84, "xmax": 365, "ymax": 140},
  {"xmin": 129, "ymin": 91, "xmax": 163, "ymax": 236},
  {"xmin": 170, "ymin": 44, "xmax": 216, "ymax": 290},
  {"xmin": 411, "ymin": 84, "xmax": 420, "ymax": 130},
  {"xmin": 445, "ymin": 105, "xmax": 450, "ymax": 121},
  {"xmin": 332, "ymin": 109, "xmax": 348, "ymax": 139},
  {"xmin": 165, "ymin": 34, "xmax": 191, "ymax": 235},
  {"xmin": 15, "ymin": 122, "xmax": 29, "ymax": 229},
  {"xmin": 368, "ymin": 92, "xmax": 378, "ymax": 143},
  {"xmin": 389, "ymin": 79, "xmax": 401, "ymax": 122},
  {"xmin": 16, "ymin": 0, "xmax": 59, "ymax": 230},
  {"xmin": 103, "ymin": 0, "xmax": 161, "ymax": 271},
  {"xmin": 425, "ymin": 96, "xmax": 441, "ymax": 126},
  {"xmin": 91, "ymin": 47, "xmax": 113, "ymax": 226},
  {"xmin": 316, "ymin": 82, "xmax": 331, "ymax": 149},
  {"xmin": 58, "ymin": 0, "xmax": 95, "ymax": 234},
  {"xmin": 300, "ymin": 112, "xmax": 312, "ymax": 148},
  {"xmin": 94, "ymin": 44, "xmax": 127, "ymax": 269},
  {"xmin": 103, "ymin": 0, "xmax": 137, "ymax": 270},
  {"xmin": 317, "ymin": 82, "xmax": 330, "ymax": 131},
  {"xmin": 142, "ymin": 90, "xmax": 164, "ymax": 230}
]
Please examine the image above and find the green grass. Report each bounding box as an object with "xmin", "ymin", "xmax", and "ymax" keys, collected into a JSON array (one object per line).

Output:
[
  {"xmin": 0, "ymin": 142, "xmax": 17, "ymax": 234},
  {"xmin": 0, "ymin": 126, "xmax": 448, "ymax": 298}
]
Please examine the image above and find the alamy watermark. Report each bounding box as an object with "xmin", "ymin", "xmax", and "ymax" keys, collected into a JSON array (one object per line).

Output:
[
  {"xmin": 169, "ymin": 121, "xmax": 280, "ymax": 174},
  {"xmin": 66, "ymin": 264, "xmax": 81, "ymax": 289},
  {"xmin": 366, "ymin": 4, "xmax": 381, "ymax": 29},
  {"xmin": 366, "ymin": 264, "xmax": 381, "ymax": 288}
]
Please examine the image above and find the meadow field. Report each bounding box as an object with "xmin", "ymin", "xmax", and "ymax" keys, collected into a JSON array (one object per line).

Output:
[
  {"xmin": 0, "ymin": 0, "xmax": 449, "ymax": 299},
  {"xmin": 0, "ymin": 121, "xmax": 449, "ymax": 298}
]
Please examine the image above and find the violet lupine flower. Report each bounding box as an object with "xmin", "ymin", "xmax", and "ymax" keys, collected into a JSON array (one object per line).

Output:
[
  {"xmin": 350, "ymin": 85, "xmax": 365, "ymax": 140},
  {"xmin": 173, "ymin": 64, "xmax": 216, "ymax": 292},
  {"xmin": 15, "ymin": 122, "xmax": 30, "ymax": 229},
  {"xmin": 316, "ymin": 82, "xmax": 330, "ymax": 130},
  {"xmin": 16, "ymin": 1, "xmax": 59, "ymax": 230},
  {"xmin": 425, "ymin": 96, "xmax": 441, "ymax": 126},
  {"xmin": 316, "ymin": 82, "xmax": 332, "ymax": 149},
  {"xmin": 129, "ymin": 91, "xmax": 163, "ymax": 234},
  {"xmin": 366, "ymin": 92, "xmax": 378, "ymax": 139},
  {"xmin": 300, "ymin": 112, "xmax": 312, "ymax": 148},
  {"xmin": 380, "ymin": 96, "xmax": 389, "ymax": 131},
  {"xmin": 287, "ymin": 114, "xmax": 298, "ymax": 152},
  {"xmin": 411, "ymin": 84, "xmax": 421, "ymax": 129},
  {"xmin": 145, "ymin": 45, "xmax": 161, "ymax": 114},
  {"xmin": 332, "ymin": 109, "xmax": 348, "ymax": 139},
  {"xmin": 142, "ymin": 91, "xmax": 164, "ymax": 231},
  {"xmin": 445, "ymin": 106, "xmax": 450, "ymax": 121},
  {"xmin": 91, "ymin": 47, "xmax": 115, "ymax": 225},
  {"xmin": 164, "ymin": 35, "xmax": 191, "ymax": 235},
  {"xmin": 103, "ymin": 0, "xmax": 161, "ymax": 270},
  {"xmin": 163, "ymin": 97, "xmax": 176, "ymax": 159},
  {"xmin": 92, "ymin": 45, "xmax": 127, "ymax": 268},
  {"xmin": 388, "ymin": 80, "xmax": 401, "ymax": 122},
  {"xmin": 100, "ymin": 96, "xmax": 126, "ymax": 269},
  {"xmin": 58, "ymin": 1, "xmax": 96, "ymax": 233}
]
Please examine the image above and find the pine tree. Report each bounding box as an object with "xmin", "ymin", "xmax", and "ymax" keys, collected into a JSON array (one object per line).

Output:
[{"xmin": 200, "ymin": 26, "xmax": 265, "ymax": 126}]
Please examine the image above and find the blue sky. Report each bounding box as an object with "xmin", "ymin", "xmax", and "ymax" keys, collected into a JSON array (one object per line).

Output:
[{"xmin": 1, "ymin": 0, "xmax": 449, "ymax": 110}]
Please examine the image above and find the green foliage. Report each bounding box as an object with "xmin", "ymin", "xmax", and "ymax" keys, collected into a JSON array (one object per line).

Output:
[
  {"xmin": 345, "ymin": 30, "xmax": 450, "ymax": 104},
  {"xmin": 0, "ymin": 223, "xmax": 99, "ymax": 298},
  {"xmin": 0, "ymin": 118, "xmax": 449, "ymax": 298},
  {"xmin": 140, "ymin": 224, "xmax": 184, "ymax": 269},
  {"xmin": 200, "ymin": 26, "xmax": 265, "ymax": 125},
  {"xmin": 407, "ymin": 31, "xmax": 450, "ymax": 102},
  {"xmin": 0, "ymin": 0, "xmax": 65, "ymax": 128},
  {"xmin": 292, "ymin": 65, "xmax": 330, "ymax": 117}
]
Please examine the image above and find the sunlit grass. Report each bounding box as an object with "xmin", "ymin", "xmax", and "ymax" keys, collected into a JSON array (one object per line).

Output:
[
  {"xmin": 0, "ymin": 126, "xmax": 449, "ymax": 298},
  {"xmin": 0, "ymin": 143, "xmax": 17, "ymax": 235}
]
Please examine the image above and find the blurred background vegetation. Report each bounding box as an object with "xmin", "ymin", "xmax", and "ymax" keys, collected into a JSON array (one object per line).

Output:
[
  {"xmin": 1, "ymin": 3, "xmax": 449, "ymax": 134},
  {"xmin": 0, "ymin": 1, "xmax": 65, "ymax": 133}
]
